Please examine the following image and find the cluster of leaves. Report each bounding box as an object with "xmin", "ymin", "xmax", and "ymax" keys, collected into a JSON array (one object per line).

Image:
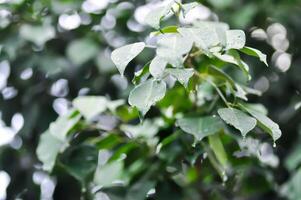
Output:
[
  {"xmin": 36, "ymin": 1, "xmax": 283, "ymax": 199},
  {"xmin": 0, "ymin": 0, "xmax": 145, "ymax": 198}
]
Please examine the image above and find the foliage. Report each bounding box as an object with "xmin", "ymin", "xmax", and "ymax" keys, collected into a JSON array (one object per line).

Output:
[
  {"xmin": 1, "ymin": 0, "xmax": 301, "ymax": 199},
  {"xmin": 35, "ymin": 1, "xmax": 283, "ymax": 199}
]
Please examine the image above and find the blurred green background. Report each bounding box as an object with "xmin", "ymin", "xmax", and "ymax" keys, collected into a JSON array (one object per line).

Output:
[{"xmin": 0, "ymin": 0, "xmax": 300, "ymax": 199}]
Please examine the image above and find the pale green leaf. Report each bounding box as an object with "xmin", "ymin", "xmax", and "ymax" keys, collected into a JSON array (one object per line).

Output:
[
  {"xmin": 285, "ymin": 143, "xmax": 301, "ymax": 171},
  {"xmin": 149, "ymin": 56, "xmax": 167, "ymax": 78},
  {"xmin": 194, "ymin": 22, "xmax": 220, "ymax": 48},
  {"xmin": 111, "ymin": 42, "xmax": 146, "ymax": 75},
  {"xmin": 242, "ymin": 103, "xmax": 268, "ymax": 115},
  {"xmin": 235, "ymin": 84, "xmax": 248, "ymax": 101},
  {"xmin": 240, "ymin": 46, "xmax": 268, "ymax": 66},
  {"xmin": 241, "ymin": 85, "xmax": 262, "ymax": 96},
  {"xmin": 20, "ymin": 24, "xmax": 55, "ymax": 46},
  {"xmin": 121, "ymin": 120, "xmax": 159, "ymax": 139},
  {"xmin": 73, "ymin": 96, "xmax": 108, "ymax": 120},
  {"xmin": 280, "ymin": 168, "xmax": 301, "ymax": 200},
  {"xmin": 107, "ymin": 99, "xmax": 125, "ymax": 113},
  {"xmin": 177, "ymin": 116, "xmax": 224, "ymax": 141},
  {"xmin": 243, "ymin": 105, "xmax": 282, "ymax": 142},
  {"xmin": 94, "ymin": 159, "xmax": 126, "ymax": 188},
  {"xmin": 67, "ymin": 38, "xmax": 99, "ymax": 66},
  {"xmin": 178, "ymin": 27, "xmax": 209, "ymax": 54},
  {"xmin": 36, "ymin": 131, "xmax": 64, "ymax": 172},
  {"xmin": 193, "ymin": 21, "xmax": 229, "ymax": 49},
  {"xmin": 181, "ymin": 2, "xmax": 199, "ymax": 16},
  {"xmin": 207, "ymin": 0, "xmax": 233, "ymax": 9},
  {"xmin": 226, "ymin": 30, "xmax": 246, "ymax": 50},
  {"xmin": 214, "ymin": 51, "xmax": 250, "ymax": 80},
  {"xmin": 144, "ymin": 3, "xmax": 174, "ymax": 29},
  {"xmin": 129, "ymin": 79, "xmax": 166, "ymax": 115},
  {"xmin": 156, "ymin": 34, "xmax": 193, "ymax": 67},
  {"xmin": 295, "ymin": 102, "xmax": 301, "ymax": 110},
  {"xmin": 218, "ymin": 108, "xmax": 256, "ymax": 137},
  {"xmin": 164, "ymin": 68, "xmax": 194, "ymax": 87},
  {"xmin": 49, "ymin": 112, "xmax": 81, "ymax": 141}
]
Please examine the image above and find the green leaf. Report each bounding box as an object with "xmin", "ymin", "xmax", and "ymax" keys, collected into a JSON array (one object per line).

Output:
[
  {"xmin": 60, "ymin": 145, "xmax": 98, "ymax": 183},
  {"xmin": 49, "ymin": 111, "xmax": 81, "ymax": 141},
  {"xmin": 214, "ymin": 51, "xmax": 250, "ymax": 80},
  {"xmin": 152, "ymin": 26, "xmax": 178, "ymax": 35},
  {"xmin": 125, "ymin": 179, "xmax": 155, "ymax": 200},
  {"xmin": 73, "ymin": 96, "xmax": 108, "ymax": 120},
  {"xmin": 208, "ymin": 134, "xmax": 228, "ymax": 168},
  {"xmin": 111, "ymin": 42, "xmax": 145, "ymax": 75},
  {"xmin": 177, "ymin": 116, "xmax": 224, "ymax": 141},
  {"xmin": 149, "ymin": 56, "xmax": 167, "ymax": 78},
  {"xmin": 218, "ymin": 108, "xmax": 256, "ymax": 137},
  {"xmin": 242, "ymin": 103, "xmax": 268, "ymax": 115},
  {"xmin": 156, "ymin": 34, "xmax": 193, "ymax": 68},
  {"xmin": 36, "ymin": 131, "xmax": 64, "ymax": 172},
  {"xmin": 281, "ymin": 168, "xmax": 301, "ymax": 200},
  {"xmin": 240, "ymin": 46, "xmax": 268, "ymax": 66},
  {"xmin": 20, "ymin": 24, "xmax": 55, "ymax": 46},
  {"xmin": 121, "ymin": 120, "xmax": 159, "ymax": 139},
  {"xmin": 242, "ymin": 105, "xmax": 282, "ymax": 142},
  {"xmin": 67, "ymin": 38, "xmax": 99, "ymax": 66},
  {"xmin": 208, "ymin": 65, "xmax": 235, "ymax": 88},
  {"xmin": 226, "ymin": 30, "xmax": 246, "ymax": 50},
  {"xmin": 164, "ymin": 68, "xmax": 194, "ymax": 88},
  {"xmin": 39, "ymin": 55, "xmax": 69, "ymax": 76},
  {"xmin": 133, "ymin": 62, "xmax": 150, "ymax": 85},
  {"xmin": 285, "ymin": 143, "xmax": 301, "ymax": 171},
  {"xmin": 129, "ymin": 79, "xmax": 166, "ymax": 115}
]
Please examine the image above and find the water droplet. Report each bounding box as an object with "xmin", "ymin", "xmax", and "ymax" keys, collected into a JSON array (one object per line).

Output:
[{"xmin": 273, "ymin": 142, "xmax": 276, "ymax": 148}]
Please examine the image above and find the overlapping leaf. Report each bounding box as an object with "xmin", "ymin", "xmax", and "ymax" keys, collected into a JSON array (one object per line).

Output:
[
  {"xmin": 129, "ymin": 79, "xmax": 166, "ymax": 115},
  {"xmin": 111, "ymin": 42, "xmax": 146, "ymax": 75},
  {"xmin": 177, "ymin": 116, "xmax": 224, "ymax": 141},
  {"xmin": 218, "ymin": 108, "xmax": 256, "ymax": 137}
]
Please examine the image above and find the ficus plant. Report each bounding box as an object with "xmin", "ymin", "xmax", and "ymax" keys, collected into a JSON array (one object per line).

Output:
[{"xmin": 37, "ymin": 1, "xmax": 282, "ymax": 199}]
